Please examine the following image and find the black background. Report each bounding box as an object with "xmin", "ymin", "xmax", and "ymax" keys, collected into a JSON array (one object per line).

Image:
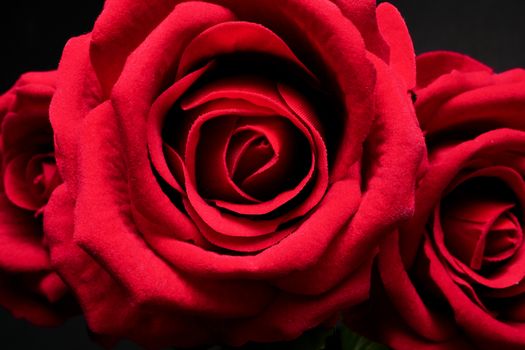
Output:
[{"xmin": 0, "ymin": 1, "xmax": 524, "ymax": 349}]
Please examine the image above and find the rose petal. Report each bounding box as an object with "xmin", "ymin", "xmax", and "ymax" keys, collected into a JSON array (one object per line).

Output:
[
  {"xmin": 330, "ymin": 0, "xmax": 389, "ymax": 60},
  {"xmin": 183, "ymin": 199, "xmax": 295, "ymax": 252},
  {"xmin": 176, "ymin": 21, "xmax": 315, "ymax": 80},
  {"xmin": 431, "ymin": 79, "xmax": 525, "ymax": 134},
  {"xmin": 416, "ymin": 70, "xmax": 494, "ymax": 133},
  {"xmin": 142, "ymin": 177, "xmax": 360, "ymax": 279},
  {"xmin": 4, "ymin": 155, "xmax": 41, "ymax": 211},
  {"xmin": 147, "ymin": 63, "xmax": 212, "ymax": 193},
  {"xmin": 416, "ymin": 51, "xmax": 492, "ymax": 90},
  {"xmin": 50, "ymin": 34, "xmax": 102, "ymax": 192},
  {"xmin": 0, "ymin": 194, "xmax": 48, "ymax": 272},
  {"xmin": 2, "ymin": 109, "xmax": 53, "ymax": 163},
  {"xmin": 90, "ymin": 0, "xmax": 177, "ymax": 95},
  {"xmin": 376, "ymin": 2, "xmax": 416, "ymax": 89}
]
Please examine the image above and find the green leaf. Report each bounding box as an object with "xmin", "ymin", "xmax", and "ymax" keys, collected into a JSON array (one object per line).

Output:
[
  {"xmin": 339, "ymin": 326, "xmax": 389, "ymax": 350},
  {"xmin": 284, "ymin": 327, "xmax": 335, "ymax": 350}
]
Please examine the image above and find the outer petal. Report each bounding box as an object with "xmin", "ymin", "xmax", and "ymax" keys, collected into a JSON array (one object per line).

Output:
[
  {"xmin": 50, "ymin": 34, "xmax": 102, "ymax": 193},
  {"xmin": 330, "ymin": 0, "xmax": 389, "ymax": 60},
  {"xmin": 90, "ymin": 0, "xmax": 177, "ymax": 95},
  {"xmin": 416, "ymin": 51, "xmax": 492, "ymax": 90},
  {"xmin": 426, "ymin": 75, "xmax": 525, "ymax": 135},
  {"xmin": 376, "ymin": 2, "xmax": 416, "ymax": 89},
  {"xmin": 416, "ymin": 67, "xmax": 525, "ymax": 137}
]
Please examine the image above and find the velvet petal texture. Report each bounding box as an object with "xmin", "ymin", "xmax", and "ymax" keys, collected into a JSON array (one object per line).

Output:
[
  {"xmin": 0, "ymin": 71, "xmax": 70, "ymax": 326},
  {"xmin": 353, "ymin": 51, "xmax": 525, "ymax": 350},
  {"xmin": 46, "ymin": 0, "xmax": 424, "ymax": 347}
]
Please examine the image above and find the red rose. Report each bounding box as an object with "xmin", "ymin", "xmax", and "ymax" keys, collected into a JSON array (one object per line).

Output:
[
  {"xmin": 0, "ymin": 71, "xmax": 69, "ymax": 326},
  {"xmin": 350, "ymin": 51, "xmax": 525, "ymax": 349},
  {"xmin": 45, "ymin": 1, "xmax": 423, "ymax": 347}
]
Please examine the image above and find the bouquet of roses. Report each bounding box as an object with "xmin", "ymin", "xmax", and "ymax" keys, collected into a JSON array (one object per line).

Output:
[{"xmin": 2, "ymin": 1, "xmax": 524, "ymax": 349}]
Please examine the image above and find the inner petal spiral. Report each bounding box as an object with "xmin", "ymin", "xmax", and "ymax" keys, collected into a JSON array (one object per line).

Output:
[
  {"xmin": 441, "ymin": 176, "xmax": 523, "ymax": 271},
  {"xmin": 148, "ymin": 65, "xmax": 330, "ymax": 251},
  {"xmin": 196, "ymin": 116, "xmax": 311, "ymax": 203}
]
